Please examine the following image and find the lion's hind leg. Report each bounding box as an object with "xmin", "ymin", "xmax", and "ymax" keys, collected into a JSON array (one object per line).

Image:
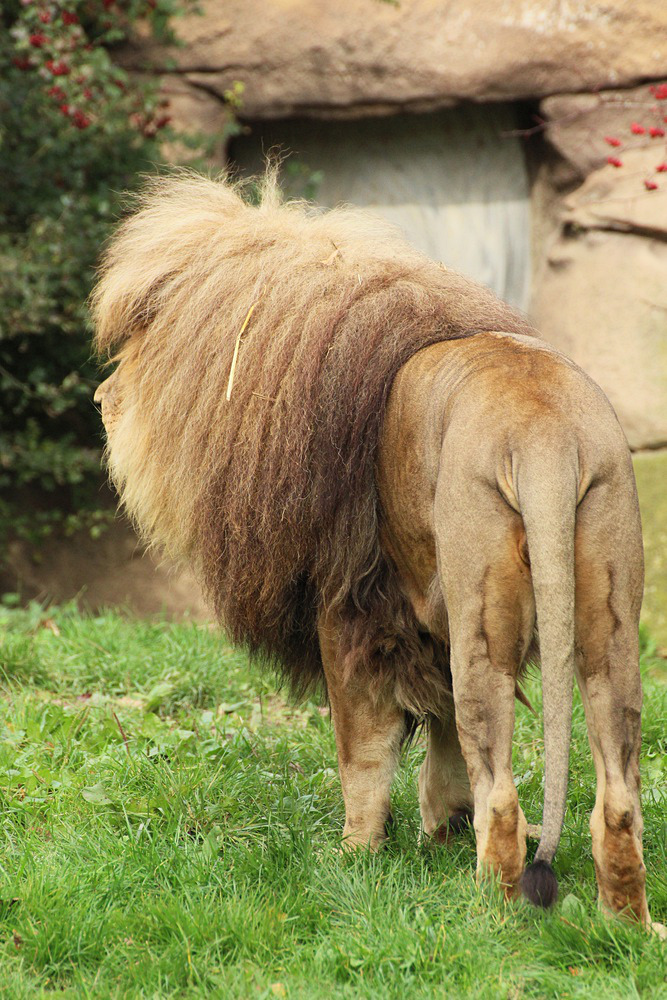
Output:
[
  {"xmin": 574, "ymin": 483, "xmax": 653, "ymax": 928},
  {"xmin": 435, "ymin": 481, "xmax": 535, "ymax": 897},
  {"xmin": 419, "ymin": 711, "xmax": 473, "ymax": 843}
]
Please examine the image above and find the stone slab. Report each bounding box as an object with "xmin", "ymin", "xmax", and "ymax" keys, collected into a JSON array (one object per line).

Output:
[{"xmin": 120, "ymin": 0, "xmax": 667, "ymax": 119}]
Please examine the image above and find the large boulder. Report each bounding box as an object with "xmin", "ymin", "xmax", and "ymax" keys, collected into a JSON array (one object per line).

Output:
[
  {"xmin": 159, "ymin": 75, "xmax": 233, "ymax": 163},
  {"xmin": 531, "ymin": 149, "xmax": 667, "ymax": 450},
  {"xmin": 121, "ymin": 0, "xmax": 667, "ymax": 120}
]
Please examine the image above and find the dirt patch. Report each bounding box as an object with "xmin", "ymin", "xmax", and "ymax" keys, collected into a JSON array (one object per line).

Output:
[{"xmin": 2, "ymin": 518, "xmax": 209, "ymax": 621}]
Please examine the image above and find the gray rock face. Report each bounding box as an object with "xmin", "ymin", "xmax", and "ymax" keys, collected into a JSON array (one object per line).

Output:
[
  {"xmin": 123, "ymin": 0, "xmax": 667, "ymax": 119},
  {"xmin": 232, "ymin": 106, "xmax": 532, "ymax": 308}
]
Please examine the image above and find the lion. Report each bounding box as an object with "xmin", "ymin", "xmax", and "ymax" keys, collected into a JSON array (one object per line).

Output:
[{"xmin": 92, "ymin": 169, "xmax": 661, "ymax": 932}]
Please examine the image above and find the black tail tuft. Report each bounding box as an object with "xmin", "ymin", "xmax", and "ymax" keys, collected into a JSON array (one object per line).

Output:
[{"xmin": 520, "ymin": 860, "xmax": 559, "ymax": 909}]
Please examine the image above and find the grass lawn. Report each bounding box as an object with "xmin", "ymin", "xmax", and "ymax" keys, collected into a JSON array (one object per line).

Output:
[{"xmin": 0, "ymin": 602, "xmax": 665, "ymax": 998}]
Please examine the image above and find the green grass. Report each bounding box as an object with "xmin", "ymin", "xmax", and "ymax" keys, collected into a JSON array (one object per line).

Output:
[{"xmin": 0, "ymin": 602, "xmax": 665, "ymax": 998}]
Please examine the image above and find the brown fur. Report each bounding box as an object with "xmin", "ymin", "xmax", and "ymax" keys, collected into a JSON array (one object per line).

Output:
[{"xmin": 92, "ymin": 169, "xmax": 532, "ymax": 705}]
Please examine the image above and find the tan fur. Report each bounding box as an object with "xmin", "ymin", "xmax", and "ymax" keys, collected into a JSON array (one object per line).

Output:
[{"xmin": 93, "ymin": 172, "xmax": 659, "ymax": 931}]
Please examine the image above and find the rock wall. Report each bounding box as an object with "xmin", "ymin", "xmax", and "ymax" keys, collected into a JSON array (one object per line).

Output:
[
  {"xmin": 534, "ymin": 98, "xmax": 667, "ymax": 451},
  {"xmin": 533, "ymin": 97, "xmax": 667, "ymax": 643},
  {"xmin": 122, "ymin": 0, "xmax": 667, "ymax": 119},
  {"xmin": 633, "ymin": 451, "xmax": 667, "ymax": 648},
  {"xmin": 531, "ymin": 151, "xmax": 667, "ymax": 450}
]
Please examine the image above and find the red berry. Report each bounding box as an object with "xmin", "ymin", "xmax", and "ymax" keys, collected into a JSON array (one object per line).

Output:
[
  {"xmin": 607, "ymin": 156, "xmax": 623, "ymax": 168},
  {"xmin": 47, "ymin": 85, "xmax": 65, "ymax": 99},
  {"xmin": 631, "ymin": 123, "xmax": 646, "ymax": 135},
  {"xmin": 604, "ymin": 136, "xmax": 622, "ymax": 147},
  {"xmin": 72, "ymin": 109, "xmax": 91, "ymax": 129},
  {"xmin": 644, "ymin": 180, "xmax": 659, "ymax": 190},
  {"xmin": 62, "ymin": 11, "xmax": 79, "ymax": 24},
  {"xmin": 39, "ymin": 10, "xmax": 51, "ymax": 22},
  {"xmin": 649, "ymin": 126, "xmax": 665, "ymax": 137},
  {"xmin": 59, "ymin": 103, "xmax": 70, "ymax": 115},
  {"xmin": 46, "ymin": 59, "xmax": 70, "ymax": 76},
  {"xmin": 82, "ymin": 87, "xmax": 92, "ymax": 99},
  {"xmin": 656, "ymin": 163, "xmax": 667, "ymax": 172},
  {"xmin": 651, "ymin": 83, "xmax": 667, "ymax": 100},
  {"xmin": 29, "ymin": 32, "xmax": 47, "ymax": 47},
  {"xmin": 12, "ymin": 56, "xmax": 32, "ymax": 70}
]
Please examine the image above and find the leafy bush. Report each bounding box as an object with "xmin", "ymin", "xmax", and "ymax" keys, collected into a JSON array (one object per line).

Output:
[{"xmin": 0, "ymin": 0, "xmax": 202, "ymax": 544}]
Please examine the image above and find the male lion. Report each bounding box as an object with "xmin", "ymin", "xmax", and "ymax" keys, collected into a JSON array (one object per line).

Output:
[{"xmin": 92, "ymin": 171, "xmax": 661, "ymax": 931}]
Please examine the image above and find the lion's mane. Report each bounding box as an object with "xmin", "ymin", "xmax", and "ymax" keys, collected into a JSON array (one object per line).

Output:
[{"xmin": 92, "ymin": 170, "xmax": 534, "ymax": 711}]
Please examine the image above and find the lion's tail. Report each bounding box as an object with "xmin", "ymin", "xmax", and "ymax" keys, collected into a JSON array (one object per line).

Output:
[{"xmin": 517, "ymin": 447, "xmax": 578, "ymax": 908}]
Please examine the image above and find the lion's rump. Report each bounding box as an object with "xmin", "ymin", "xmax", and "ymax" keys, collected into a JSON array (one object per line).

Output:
[{"xmin": 92, "ymin": 171, "xmax": 533, "ymax": 703}]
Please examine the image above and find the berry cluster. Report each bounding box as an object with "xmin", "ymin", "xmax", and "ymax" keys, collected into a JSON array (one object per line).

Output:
[
  {"xmin": 603, "ymin": 83, "xmax": 667, "ymax": 190},
  {"xmin": 10, "ymin": 2, "xmax": 173, "ymax": 137}
]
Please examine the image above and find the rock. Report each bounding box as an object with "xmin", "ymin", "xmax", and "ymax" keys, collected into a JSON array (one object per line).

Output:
[
  {"xmin": 541, "ymin": 85, "xmax": 667, "ymax": 183},
  {"xmin": 562, "ymin": 147, "xmax": 667, "ymax": 237},
  {"xmin": 532, "ymin": 152, "xmax": 667, "ymax": 450},
  {"xmin": 633, "ymin": 450, "xmax": 667, "ymax": 647},
  {"xmin": 120, "ymin": 0, "xmax": 667, "ymax": 120},
  {"xmin": 2, "ymin": 519, "xmax": 210, "ymax": 621},
  {"xmin": 158, "ymin": 76, "xmax": 233, "ymax": 164},
  {"xmin": 531, "ymin": 225, "xmax": 667, "ymax": 450},
  {"xmin": 232, "ymin": 106, "xmax": 532, "ymax": 308}
]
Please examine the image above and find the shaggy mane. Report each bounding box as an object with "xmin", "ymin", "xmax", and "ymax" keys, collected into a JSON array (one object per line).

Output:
[{"xmin": 92, "ymin": 169, "xmax": 534, "ymax": 709}]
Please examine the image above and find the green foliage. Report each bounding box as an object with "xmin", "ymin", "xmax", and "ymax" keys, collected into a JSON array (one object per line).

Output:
[
  {"xmin": 0, "ymin": 604, "xmax": 665, "ymax": 995},
  {"xmin": 0, "ymin": 0, "xmax": 200, "ymax": 544}
]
